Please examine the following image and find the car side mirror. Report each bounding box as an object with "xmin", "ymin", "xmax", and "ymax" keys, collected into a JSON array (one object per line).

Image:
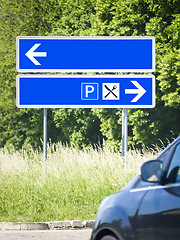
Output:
[{"xmin": 141, "ymin": 160, "xmax": 162, "ymax": 183}]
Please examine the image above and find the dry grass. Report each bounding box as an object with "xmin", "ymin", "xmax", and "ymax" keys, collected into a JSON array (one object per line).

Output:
[{"xmin": 0, "ymin": 143, "xmax": 160, "ymax": 222}]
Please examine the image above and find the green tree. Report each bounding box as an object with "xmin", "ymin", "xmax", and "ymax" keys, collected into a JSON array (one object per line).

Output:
[
  {"xmin": 0, "ymin": 0, "xmax": 62, "ymax": 149},
  {"xmin": 0, "ymin": 0, "xmax": 180, "ymax": 150},
  {"xmin": 51, "ymin": 0, "xmax": 95, "ymax": 36},
  {"xmin": 53, "ymin": 108, "xmax": 103, "ymax": 148}
]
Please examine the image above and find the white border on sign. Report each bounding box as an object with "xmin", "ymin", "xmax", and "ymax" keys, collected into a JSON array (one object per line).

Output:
[
  {"xmin": 16, "ymin": 74, "xmax": 155, "ymax": 109},
  {"xmin": 16, "ymin": 36, "xmax": 155, "ymax": 73}
]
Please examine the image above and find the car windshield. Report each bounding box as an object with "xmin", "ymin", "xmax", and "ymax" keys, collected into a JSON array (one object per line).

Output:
[
  {"xmin": 134, "ymin": 138, "xmax": 180, "ymax": 189},
  {"xmin": 166, "ymin": 143, "xmax": 180, "ymax": 183}
]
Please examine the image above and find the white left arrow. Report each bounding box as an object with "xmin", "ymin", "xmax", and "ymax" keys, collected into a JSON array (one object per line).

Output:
[
  {"xmin": 125, "ymin": 81, "xmax": 146, "ymax": 102},
  {"xmin": 25, "ymin": 44, "xmax": 47, "ymax": 65}
]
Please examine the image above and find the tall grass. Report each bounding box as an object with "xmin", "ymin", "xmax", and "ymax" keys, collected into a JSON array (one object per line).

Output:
[{"xmin": 0, "ymin": 143, "xmax": 160, "ymax": 222}]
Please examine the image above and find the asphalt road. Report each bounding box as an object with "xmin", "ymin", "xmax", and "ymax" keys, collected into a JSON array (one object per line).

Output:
[{"xmin": 0, "ymin": 229, "xmax": 92, "ymax": 240}]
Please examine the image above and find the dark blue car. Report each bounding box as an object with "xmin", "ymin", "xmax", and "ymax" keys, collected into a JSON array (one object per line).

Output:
[{"xmin": 90, "ymin": 136, "xmax": 180, "ymax": 240}]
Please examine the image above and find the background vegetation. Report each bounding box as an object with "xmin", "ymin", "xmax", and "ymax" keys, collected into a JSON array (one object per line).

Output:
[
  {"xmin": 0, "ymin": 0, "xmax": 180, "ymax": 150},
  {"xmin": 0, "ymin": 0, "xmax": 179, "ymax": 223}
]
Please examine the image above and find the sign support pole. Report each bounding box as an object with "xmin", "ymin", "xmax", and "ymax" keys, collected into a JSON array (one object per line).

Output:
[
  {"xmin": 122, "ymin": 72, "xmax": 128, "ymax": 164},
  {"xmin": 43, "ymin": 108, "xmax": 47, "ymax": 172},
  {"xmin": 122, "ymin": 108, "xmax": 128, "ymax": 164}
]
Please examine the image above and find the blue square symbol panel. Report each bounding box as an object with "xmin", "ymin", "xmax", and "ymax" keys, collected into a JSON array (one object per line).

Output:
[{"xmin": 81, "ymin": 83, "xmax": 99, "ymax": 100}]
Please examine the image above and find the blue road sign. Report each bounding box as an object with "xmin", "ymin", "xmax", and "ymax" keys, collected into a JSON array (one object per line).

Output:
[
  {"xmin": 16, "ymin": 36, "xmax": 155, "ymax": 73},
  {"xmin": 17, "ymin": 75, "xmax": 155, "ymax": 108}
]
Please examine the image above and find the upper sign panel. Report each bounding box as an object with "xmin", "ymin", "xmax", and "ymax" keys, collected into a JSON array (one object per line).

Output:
[{"xmin": 16, "ymin": 36, "xmax": 155, "ymax": 73}]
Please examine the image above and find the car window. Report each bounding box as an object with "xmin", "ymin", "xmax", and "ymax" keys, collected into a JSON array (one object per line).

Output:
[
  {"xmin": 134, "ymin": 149, "xmax": 171, "ymax": 189},
  {"xmin": 134, "ymin": 142, "xmax": 180, "ymax": 189},
  {"xmin": 158, "ymin": 148, "xmax": 170, "ymax": 162},
  {"xmin": 167, "ymin": 143, "xmax": 180, "ymax": 183}
]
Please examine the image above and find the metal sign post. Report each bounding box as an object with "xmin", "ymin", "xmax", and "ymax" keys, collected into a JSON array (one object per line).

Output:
[
  {"xmin": 122, "ymin": 72, "xmax": 128, "ymax": 164},
  {"xmin": 43, "ymin": 108, "xmax": 47, "ymax": 173},
  {"xmin": 122, "ymin": 108, "xmax": 128, "ymax": 164}
]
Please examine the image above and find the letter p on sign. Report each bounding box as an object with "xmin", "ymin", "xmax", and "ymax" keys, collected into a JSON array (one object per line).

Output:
[
  {"xmin": 81, "ymin": 83, "xmax": 99, "ymax": 100},
  {"xmin": 86, "ymin": 85, "xmax": 94, "ymax": 97}
]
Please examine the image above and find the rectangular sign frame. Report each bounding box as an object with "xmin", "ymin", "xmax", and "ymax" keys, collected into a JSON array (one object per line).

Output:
[
  {"xmin": 16, "ymin": 36, "xmax": 155, "ymax": 73},
  {"xmin": 17, "ymin": 75, "xmax": 155, "ymax": 108}
]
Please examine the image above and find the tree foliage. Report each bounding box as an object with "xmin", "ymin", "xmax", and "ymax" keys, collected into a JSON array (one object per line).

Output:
[{"xmin": 0, "ymin": 0, "xmax": 180, "ymax": 150}]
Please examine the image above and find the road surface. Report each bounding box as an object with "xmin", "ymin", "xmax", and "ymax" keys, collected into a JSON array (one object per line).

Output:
[{"xmin": 0, "ymin": 229, "xmax": 92, "ymax": 240}]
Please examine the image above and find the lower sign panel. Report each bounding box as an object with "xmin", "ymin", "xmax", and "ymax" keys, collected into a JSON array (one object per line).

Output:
[{"xmin": 16, "ymin": 75, "xmax": 155, "ymax": 108}]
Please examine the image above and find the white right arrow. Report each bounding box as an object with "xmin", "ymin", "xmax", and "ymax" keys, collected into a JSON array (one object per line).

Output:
[
  {"xmin": 125, "ymin": 81, "xmax": 146, "ymax": 102},
  {"xmin": 25, "ymin": 43, "xmax": 47, "ymax": 65}
]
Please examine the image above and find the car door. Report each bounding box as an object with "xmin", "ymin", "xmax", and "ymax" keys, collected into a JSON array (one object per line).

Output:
[{"xmin": 135, "ymin": 140, "xmax": 180, "ymax": 240}]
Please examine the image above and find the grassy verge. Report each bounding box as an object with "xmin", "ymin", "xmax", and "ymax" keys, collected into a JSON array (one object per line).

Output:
[{"xmin": 0, "ymin": 143, "xmax": 160, "ymax": 222}]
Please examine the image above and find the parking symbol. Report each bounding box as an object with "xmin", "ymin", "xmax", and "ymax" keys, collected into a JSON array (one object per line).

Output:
[
  {"xmin": 81, "ymin": 83, "xmax": 99, "ymax": 100},
  {"xmin": 103, "ymin": 83, "xmax": 120, "ymax": 100}
]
